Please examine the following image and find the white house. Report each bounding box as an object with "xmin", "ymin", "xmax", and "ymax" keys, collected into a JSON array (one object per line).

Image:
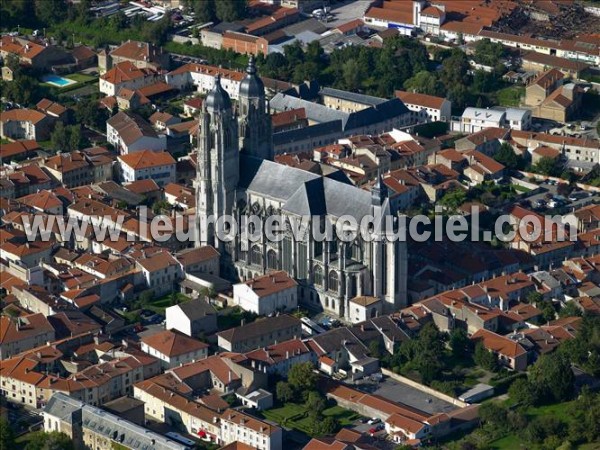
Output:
[
  {"xmin": 165, "ymin": 298, "xmax": 218, "ymax": 337},
  {"xmin": 395, "ymin": 90, "xmax": 452, "ymax": 123},
  {"xmin": 235, "ymin": 388, "xmax": 274, "ymax": 411},
  {"xmin": 140, "ymin": 329, "xmax": 209, "ymax": 369},
  {"xmin": 460, "ymin": 107, "xmax": 506, "ymax": 133},
  {"xmin": 136, "ymin": 252, "xmax": 182, "ymax": 296},
  {"xmin": 504, "ymin": 107, "xmax": 532, "ymax": 131},
  {"xmin": 233, "ymin": 271, "xmax": 298, "ymax": 316},
  {"xmin": 460, "ymin": 107, "xmax": 532, "ymax": 133},
  {"xmin": 348, "ymin": 296, "xmax": 383, "ymax": 324},
  {"xmin": 99, "ymin": 61, "xmax": 161, "ymax": 96},
  {"xmin": 219, "ymin": 408, "xmax": 283, "ymax": 450},
  {"xmin": 165, "ymin": 63, "xmax": 243, "ymax": 99},
  {"xmin": 118, "ymin": 150, "xmax": 176, "ymax": 187},
  {"xmin": 106, "ymin": 111, "xmax": 167, "ymax": 154}
]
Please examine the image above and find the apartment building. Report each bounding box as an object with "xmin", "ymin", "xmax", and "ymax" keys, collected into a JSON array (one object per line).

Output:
[{"xmin": 118, "ymin": 150, "xmax": 176, "ymax": 186}]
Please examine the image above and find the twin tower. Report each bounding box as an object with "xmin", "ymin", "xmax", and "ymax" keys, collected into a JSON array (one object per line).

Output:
[{"xmin": 195, "ymin": 57, "xmax": 273, "ymax": 248}]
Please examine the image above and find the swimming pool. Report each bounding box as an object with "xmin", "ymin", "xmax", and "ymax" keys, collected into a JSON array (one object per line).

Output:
[{"xmin": 42, "ymin": 74, "xmax": 77, "ymax": 88}]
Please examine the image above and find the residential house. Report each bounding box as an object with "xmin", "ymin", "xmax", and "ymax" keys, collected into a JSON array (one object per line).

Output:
[
  {"xmin": 43, "ymin": 393, "xmax": 186, "ymax": 450},
  {"xmin": 118, "ymin": 150, "xmax": 176, "ymax": 186},
  {"xmin": 99, "ymin": 61, "xmax": 161, "ymax": 96},
  {"xmin": 99, "ymin": 40, "xmax": 170, "ymax": 74},
  {"xmin": 395, "ymin": 90, "xmax": 451, "ymax": 122},
  {"xmin": 165, "ymin": 298, "xmax": 218, "ymax": 337},
  {"xmin": 141, "ymin": 329, "xmax": 209, "ymax": 369},
  {"xmin": 36, "ymin": 99, "xmax": 68, "ymax": 122},
  {"xmin": 347, "ymin": 296, "xmax": 383, "ymax": 324},
  {"xmin": 220, "ymin": 408, "xmax": 283, "ymax": 450},
  {"xmin": 243, "ymin": 339, "xmax": 313, "ymax": 377},
  {"xmin": 0, "ymin": 109, "xmax": 51, "ymax": 141},
  {"xmin": 136, "ymin": 252, "xmax": 183, "ymax": 296},
  {"xmin": 0, "ymin": 313, "xmax": 55, "ymax": 359},
  {"xmin": 0, "ymin": 140, "xmax": 40, "ymax": 163},
  {"xmin": 471, "ymin": 328, "xmax": 528, "ymax": 371},
  {"xmin": 233, "ymin": 271, "xmax": 298, "ymax": 316},
  {"xmin": 217, "ymin": 315, "xmax": 302, "ymax": 352},
  {"xmin": 106, "ymin": 111, "xmax": 167, "ymax": 154},
  {"xmin": 41, "ymin": 151, "xmax": 113, "ymax": 188}
]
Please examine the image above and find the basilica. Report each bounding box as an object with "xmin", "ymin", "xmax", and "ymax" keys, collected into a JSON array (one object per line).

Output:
[{"xmin": 194, "ymin": 57, "xmax": 408, "ymax": 319}]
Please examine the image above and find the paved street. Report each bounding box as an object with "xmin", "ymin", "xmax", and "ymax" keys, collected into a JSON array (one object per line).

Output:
[{"xmin": 323, "ymin": 0, "xmax": 372, "ymax": 29}]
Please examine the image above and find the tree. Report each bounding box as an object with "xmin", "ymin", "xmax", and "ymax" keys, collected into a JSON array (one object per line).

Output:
[
  {"xmin": 440, "ymin": 49, "xmax": 470, "ymax": 89},
  {"xmin": 215, "ymin": 0, "xmax": 247, "ymax": 22},
  {"xmin": 508, "ymin": 377, "xmax": 537, "ymax": 408},
  {"xmin": 494, "ymin": 143, "xmax": 521, "ymax": 170},
  {"xmin": 35, "ymin": 0, "xmax": 68, "ymax": 26},
  {"xmin": 185, "ymin": 0, "xmax": 216, "ymax": 23},
  {"xmin": 473, "ymin": 38, "xmax": 506, "ymax": 66},
  {"xmin": 479, "ymin": 401, "xmax": 508, "ymax": 425},
  {"xmin": 474, "ymin": 342, "xmax": 497, "ymax": 371},
  {"xmin": 24, "ymin": 431, "xmax": 74, "ymax": 450},
  {"xmin": 439, "ymin": 187, "xmax": 468, "ymax": 210},
  {"xmin": 288, "ymin": 362, "xmax": 317, "ymax": 394},
  {"xmin": 342, "ymin": 58, "xmax": 364, "ymax": 92},
  {"xmin": 76, "ymin": 98, "xmax": 109, "ymax": 130},
  {"xmin": 305, "ymin": 391, "xmax": 326, "ymax": 414},
  {"xmin": 138, "ymin": 290, "xmax": 154, "ymax": 306},
  {"xmin": 0, "ymin": 417, "xmax": 15, "ymax": 450},
  {"xmin": 533, "ymin": 156, "xmax": 562, "ymax": 177},
  {"xmin": 527, "ymin": 290, "xmax": 543, "ymax": 304},
  {"xmin": 559, "ymin": 302, "xmax": 582, "ymax": 318},
  {"xmin": 403, "ymin": 70, "xmax": 443, "ymax": 96},
  {"xmin": 529, "ymin": 353, "xmax": 574, "ymax": 404},
  {"xmin": 50, "ymin": 123, "xmax": 86, "ymax": 152},
  {"xmin": 450, "ymin": 328, "xmax": 471, "ymax": 358},
  {"xmin": 276, "ymin": 381, "xmax": 294, "ymax": 403},
  {"xmin": 538, "ymin": 299, "xmax": 556, "ymax": 323}
]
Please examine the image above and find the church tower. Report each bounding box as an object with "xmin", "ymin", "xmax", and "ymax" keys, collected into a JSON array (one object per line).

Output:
[
  {"xmin": 238, "ymin": 56, "xmax": 274, "ymax": 161},
  {"xmin": 195, "ymin": 75, "xmax": 239, "ymax": 249}
]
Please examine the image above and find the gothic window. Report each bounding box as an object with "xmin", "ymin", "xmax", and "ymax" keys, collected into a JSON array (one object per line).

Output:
[
  {"xmin": 351, "ymin": 242, "xmax": 361, "ymax": 260},
  {"xmin": 250, "ymin": 245, "xmax": 262, "ymax": 266},
  {"xmin": 282, "ymin": 237, "xmax": 292, "ymax": 274},
  {"xmin": 313, "ymin": 265, "xmax": 323, "ymax": 287},
  {"xmin": 297, "ymin": 243, "xmax": 307, "ymax": 279},
  {"xmin": 328, "ymin": 271, "xmax": 339, "ymax": 293},
  {"xmin": 267, "ymin": 250, "xmax": 278, "ymax": 270},
  {"xmin": 314, "ymin": 240, "xmax": 323, "ymax": 258}
]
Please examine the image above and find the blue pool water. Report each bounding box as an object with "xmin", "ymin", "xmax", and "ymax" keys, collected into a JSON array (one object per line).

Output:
[{"xmin": 42, "ymin": 74, "xmax": 75, "ymax": 87}]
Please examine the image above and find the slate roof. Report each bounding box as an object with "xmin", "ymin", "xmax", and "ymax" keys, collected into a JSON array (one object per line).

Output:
[
  {"xmin": 320, "ymin": 87, "xmax": 387, "ymax": 107},
  {"xmin": 170, "ymin": 298, "xmax": 217, "ymax": 321},
  {"xmin": 239, "ymin": 155, "xmax": 373, "ymax": 220},
  {"xmin": 45, "ymin": 393, "xmax": 187, "ymax": 450}
]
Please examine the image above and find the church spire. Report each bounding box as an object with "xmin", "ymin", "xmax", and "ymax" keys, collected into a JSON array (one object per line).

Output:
[{"xmin": 371, "ymin": 170, "xmax": 388, "ymax": 206}]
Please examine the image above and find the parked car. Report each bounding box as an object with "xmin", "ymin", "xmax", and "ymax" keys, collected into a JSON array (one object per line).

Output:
[{"xmin": 367, "ymin": 418, "xmax": 380, "ymax": 425}]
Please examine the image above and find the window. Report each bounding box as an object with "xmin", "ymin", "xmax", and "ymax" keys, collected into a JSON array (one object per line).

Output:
[
  {"xmin": 250, "ymin": 245, "xmax": 262, "ymax": 266},
  {"xmin": 328, "ymin": 271, "xmax": 338, "ymax": 293},
  {"xmin": 267, "ymin": 250, "xmax": 278, "ymax": 270},
  {"xmin": 313, "ymin": 265, "xmax": 323, "ymax": 287}
]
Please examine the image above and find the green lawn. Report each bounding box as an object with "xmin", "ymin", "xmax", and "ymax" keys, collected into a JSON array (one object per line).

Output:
[
  {"xmin": 496, "ymin": 86, "xmax": 524, "ymax": 107},
  {"xmin": 66, "ymin": 73, "xmax": 97, "ymax": 83},
  {"xmin": 146, "ymin": 292, "xmax": 190, "ymax": 315},
  {"xmin": 490, "ymin": 434, "xmax": 524, "ymax": 450},
  {"xmin": 488, "ymin": 401, "xmax": 576, "ymax": 449},
  {"xmin": 261, "ymin": 403, "xmax": 359, "ymax": 436}
]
